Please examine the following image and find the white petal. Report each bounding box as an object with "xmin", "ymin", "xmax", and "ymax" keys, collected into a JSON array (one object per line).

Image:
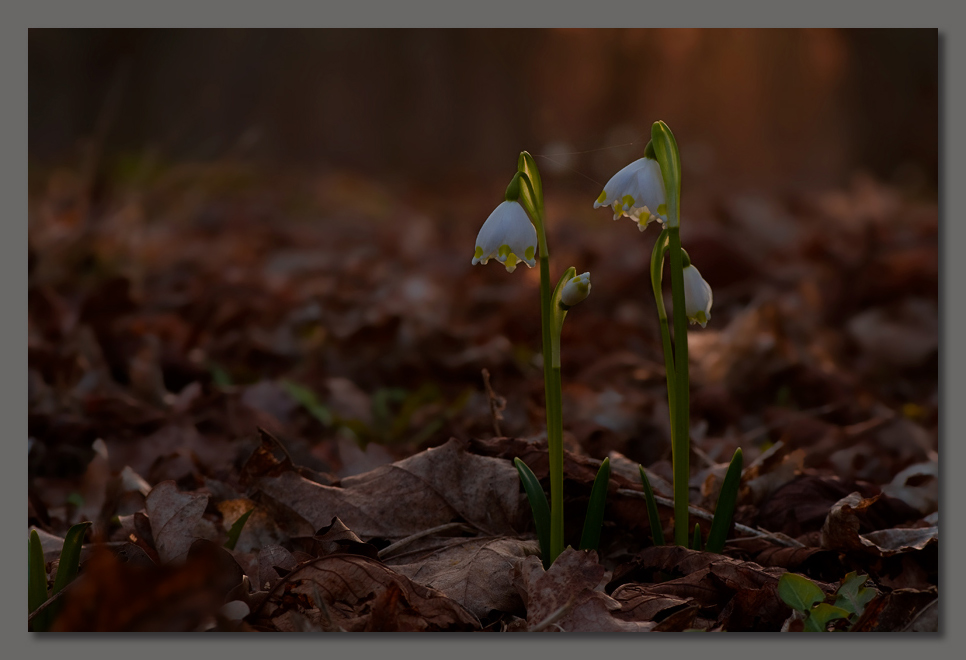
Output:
[
  {"xmin": 594, "ymin": 157, "xmax": 667, "ymax": 226},
  {"xmin": 501, "ymin": 203, "xmax": 538, "ymax": 267},
  {"xmin": 594, "ymin": 158, "xmax": 648, "ymax": 209},
  {"xmin": 472, "ymin": 201, "xmax": 537, "ymax": 270},
  {"xmin": 627, "ymin": 159, "xmax": 667, "ymax": 221},
  {"xmin": 682, "ymin": 265, "xmax": 713, "ymax": 327}
]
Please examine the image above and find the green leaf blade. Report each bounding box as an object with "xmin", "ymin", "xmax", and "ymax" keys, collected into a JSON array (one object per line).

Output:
[
  {"xmin": 28, "ymin": 530, "xmax": 51, "ymax": 632},
  {"xmin": 515, "ymin": 458, "xmax": 551, "ymax": 569},
  {"xmin": 638, "ymin": 466, "xmax": 665, "ymax": 546},
  {"xmin": 224, "ymin": 508, "xmax": 254, "ymax": 551},
  {"xmin": 705, "ymin": 447, "xmax": 743, "ymax": 554},
  {"xmin": 51, "ymin": 521, "xmax": 91, "ymax": 596},
  {"xmin": 778, "ymin": 572, "xmax": 826, "ymax": 613},
  {"xmin": 579, "ymin": 458, "xmax": 611, "ymax": 551}
]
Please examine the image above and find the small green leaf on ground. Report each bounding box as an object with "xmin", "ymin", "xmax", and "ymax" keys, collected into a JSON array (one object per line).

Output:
[
  {"xmin": 778, "ymin": 572, "xmax": 825, "ymax": 613},
  {"xmin": 804, "ymin": 603, "xmax": 851, "ymax": 632}
]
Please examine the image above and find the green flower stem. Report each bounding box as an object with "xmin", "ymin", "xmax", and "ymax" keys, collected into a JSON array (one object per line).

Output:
[
  {"xmin": 650, "ymin": 121, "xmax": 689, "ymax": 548},
  {"xmin": 517, "ymin": 152, "xmax": 567, "ymax": 566},
  {"xmin": 667, "ymin": 225, "xmax": 690, "ymax": 547},
  {"xmin": 650, "ymin": 228, "xmax": 676, "ymax": 422},
  {"xmin": 538, "ymin": 251, "xmax": 565, "ymax": 565},
  {"xmin": 547, "ymin": 266, "xmax": 576, "ymax": 564}
]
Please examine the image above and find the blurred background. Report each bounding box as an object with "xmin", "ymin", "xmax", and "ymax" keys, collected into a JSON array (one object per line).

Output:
[
  {"xmin": 28, "ymin": 28, "xmax": 938, "ymax": 513},
  {"xmin": 30, "ymin": 28, "xmax": 937, "ymax": 193}
]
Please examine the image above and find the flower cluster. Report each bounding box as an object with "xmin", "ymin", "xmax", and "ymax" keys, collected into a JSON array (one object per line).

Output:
[{"xmin": 595, "ymin": 156, "xmax": 712, "ymax": 328}]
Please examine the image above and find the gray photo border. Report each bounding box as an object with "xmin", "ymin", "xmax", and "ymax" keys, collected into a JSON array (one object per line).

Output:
[{"xmin": 6, "ymin": 1, "xmax": 960, "ymax": 659}]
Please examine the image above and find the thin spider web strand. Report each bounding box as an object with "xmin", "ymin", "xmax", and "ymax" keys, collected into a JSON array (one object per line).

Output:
[{"xmin": 532, "ymin": 140, "xmax": 645, "ymax": 188}]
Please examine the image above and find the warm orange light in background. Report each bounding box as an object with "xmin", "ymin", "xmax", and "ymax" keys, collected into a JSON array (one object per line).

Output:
[{"xmin": 29, "ymin": 29, "xmax": 937, "ymax": 195}]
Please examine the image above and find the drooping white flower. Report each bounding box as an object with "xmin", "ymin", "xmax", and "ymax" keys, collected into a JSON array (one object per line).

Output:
[
  {"xmin": 471, "ymin": 201, "xmax": 538, "ymax": 273},
  {"xmin": 560, "ymin": 272, "xmax": 591, "ymax": 308},
  {"xmin": 682, "ymin": 264, "xmax": 712, "ymax": 328},
  {"xmin": 593, "ymin": 157, "xmax": 667, "ymax": 231}
]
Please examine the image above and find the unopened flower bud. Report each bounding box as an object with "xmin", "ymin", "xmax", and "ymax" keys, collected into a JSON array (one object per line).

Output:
[
  {"xmin": 560, "ymin": 272, "xmax": 591, "ymax": 308},
  {"xmin": 682, "ymin": 264, "xmax": 712, "ymax": 327}
]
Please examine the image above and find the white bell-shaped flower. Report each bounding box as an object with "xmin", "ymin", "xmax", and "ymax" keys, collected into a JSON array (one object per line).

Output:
[
  {"xmin": 472, "ymin": 201, "xmax": 538, "ymax": 273},
  {"xmin": 682, "ymin": 264, "xmax": 712, "ymax": 328},
  {"xmin": 594, "ymin": 157, "xmax": 667, "ymax": 231},
  {"xmin": 560, "ymin": 272, "xmax": 591, "ymax": 308}
]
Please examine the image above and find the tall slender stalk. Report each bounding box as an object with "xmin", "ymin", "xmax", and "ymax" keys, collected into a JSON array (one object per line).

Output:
[
  {"xmin": 666, "ymin": 225, "xmax": 690, "ymax": 547},
  {"xmin": 517, "ymin": 153, "xmax": 565, "ymax": 565},
  {"xmin": 650, "ymin": 121, "xmax": 690, "ymax": 547},
  {"xmin": 538, "ymin": 249, "xmax": 565, "ymax": 564},
  {"xmin": 650, "ymin": 228, "xmax": 676, "ymax": 423}
]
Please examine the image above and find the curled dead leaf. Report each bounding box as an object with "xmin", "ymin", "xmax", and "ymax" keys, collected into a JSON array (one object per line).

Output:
[{"xmin": 821, "ymin": 492, "xmax": 938, "ymax": 557}]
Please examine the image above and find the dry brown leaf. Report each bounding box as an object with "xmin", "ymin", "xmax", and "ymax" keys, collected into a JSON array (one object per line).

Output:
[
  {"xmin": 249, "ymin": 437, "xmax": 527, "ymax": 539},
  {"xmin": 880, "ymin": 460, "xmax": 938, "ymax": 515},
  {"xmin": 821, "ymin": 492, "xmax": 938, "ymax": 556},
  {"xmin": 608, "ymin": 585, "xmax": 692, "ymax": 622},
  {"xmin": 216, "ymin": 498, "xmax": 294, "ymax": 553},
  {"xmin": 145, "ymin": 481, "xmax": 210, "ymax": 563},
  {"xmin": 258, "ymin": 554, "xmax": 480, "ymax": 632},
  {"xmin": 288, "ymin": 516, "xmax": 383, "ymax": 560},
  {"xmin": 861, "ymin": 527, "xmax": 939, "ymax": 554},
  {"xmin": 851, "ymin": 586, "xmax": 938, "ymax": 632},
  {"xmin": 756, "ymin": 475, "xmax": 878, "ymax": 538},
  {"xmin": 256, "ymin": 545, "xmax": 297, "ymax": 591},
  {"xmin": 513, "ymin": 548, "xmax": 655, "ymax": 632},
  {"xmin": 386, "ymin": 535, "xmax": 538, "ymax": 619},
  {"xmin": 608, "ymin": 546, "xmax": 832, "ymax": 631}
]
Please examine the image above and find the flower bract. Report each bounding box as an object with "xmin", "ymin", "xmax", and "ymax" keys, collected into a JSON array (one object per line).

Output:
[
  {"xmin": 560, "ymin": 272, "xmax": 591, "ymax": 308},
  {"xmin": 594, "ymin": 157, "xmax": 667, "ymax": 231},
  {"xmin": 472, "ymin": 201, "xmax": 538, "ymax": 273},
  {"xmin": 682, "ymin": 264, "xmax": 712, "ymax": 327}
]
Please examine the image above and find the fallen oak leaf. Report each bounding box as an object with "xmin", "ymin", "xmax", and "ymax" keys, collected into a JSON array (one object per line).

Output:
[
  {"xmin": 145, "ymin": 481, "xmax": 211, "ymax": 563},
  {"xmin": 247, "ymin": 437, "xmax": 528, "ymax": 539},
  {"xmin": 386, "ymin": 535, "xmax": 539, "ymax": 619},
  {"xmin": 256, "ymin": 554, "xmax": 480, "ymax": 632},
  {"xmin": 513, "ymin": 548, "xmax": 655, "ymax": 632}
]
